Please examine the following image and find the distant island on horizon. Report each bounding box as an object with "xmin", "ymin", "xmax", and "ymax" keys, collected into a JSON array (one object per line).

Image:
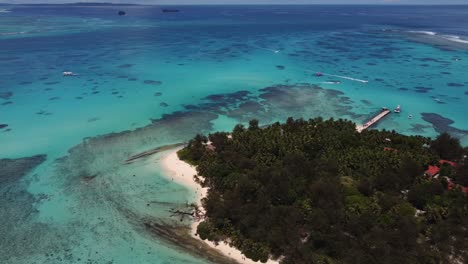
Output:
[{"xmin": 2, "ymin": 2, "xmax": 468, "ymax": 6}]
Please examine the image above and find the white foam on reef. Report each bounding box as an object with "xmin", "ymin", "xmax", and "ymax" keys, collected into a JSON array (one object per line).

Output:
[
  {"xmin": 442, "ymin": 35, "xmax": 468, "ymax": 44},
  {"xmin": 0, "ymin": 31, "xmax": 26, "ymax": 36},
  {"xmin": 408, "ymin": 30, "xmax": 437, "ymax": 36},
  {"xmin": 407, "ymin": 30, "xmax": 468, "ymax": 45}
]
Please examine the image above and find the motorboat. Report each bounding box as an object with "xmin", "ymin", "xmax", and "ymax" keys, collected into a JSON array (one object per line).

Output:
[
  {"xmin": 394, "ymin": 105, "xmax": 401, "ymax": 113},
  {"xmin": 408, "ymin": 115, "xmax": 413, "ymax": 119},
  {"xmin": 63, "ymin": 71, "xmax": 75, "ymax": 76}
]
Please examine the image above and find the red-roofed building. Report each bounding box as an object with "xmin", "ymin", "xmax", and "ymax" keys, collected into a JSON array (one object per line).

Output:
[
  {"xmin": 425, "ymin": 160, "xmax": 458, "ymax": 178},
  {"xmin": 425, "ymin": 165, "xmax": 440, "ymax": 178},
  {"xmin": 439, "ymin": 160, "xmax": 457, "ymax": 167}
]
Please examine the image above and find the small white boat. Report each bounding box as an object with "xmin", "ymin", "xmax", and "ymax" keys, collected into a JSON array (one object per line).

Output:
[
  {"xmin": 63, "ymin": 71, "xmax": 75, "ymax": 76},
  {"xmin": 408, "ymin": 115, "xmax": 413, "ymax": 119},
  {"xmin": 394, "ymin": 105, "xmax": 401, "ymax": 113}
]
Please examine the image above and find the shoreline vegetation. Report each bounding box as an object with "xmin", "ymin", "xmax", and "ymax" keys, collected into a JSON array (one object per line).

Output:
[
  {"xmin": 161, "ymin": 147, "xmax": 280, "ymax": 264},
  {"xmin": 168, "ymin": 117, "xmax": 467, "ymax": 264}
]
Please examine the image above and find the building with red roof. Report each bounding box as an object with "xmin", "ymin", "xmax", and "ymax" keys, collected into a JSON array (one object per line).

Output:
[
  {"xmin": 439, "ymin": 160, "xmax": 457, "ymax": 167},
  {"xmin": 425, "ymin": 165, "xmax": 440, "ymax": 178},
  {"xmin": 425, "ymin": 160, "xmax": 458, "ymax": 178}
]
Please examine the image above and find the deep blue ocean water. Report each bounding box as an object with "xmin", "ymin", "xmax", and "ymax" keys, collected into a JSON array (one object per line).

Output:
[{"xmin": 1, "ymin": 5, "xmax": 468, "ymax": 264}]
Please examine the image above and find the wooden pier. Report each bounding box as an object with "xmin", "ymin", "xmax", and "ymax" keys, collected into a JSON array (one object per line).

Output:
[{"xmin": 356, "ymin": 109, "xmax": 391, "ymax": 133}]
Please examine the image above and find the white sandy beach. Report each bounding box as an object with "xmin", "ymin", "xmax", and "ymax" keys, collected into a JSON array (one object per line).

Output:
[{"xmin": 160, "ymin": 147, "xmax": 279, "ymax": 264}]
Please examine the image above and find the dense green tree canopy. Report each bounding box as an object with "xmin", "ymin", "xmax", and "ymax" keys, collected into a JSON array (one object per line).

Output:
[{"xmin": 180, "ymin": 118, "xmax": 468, "ymax": 264}]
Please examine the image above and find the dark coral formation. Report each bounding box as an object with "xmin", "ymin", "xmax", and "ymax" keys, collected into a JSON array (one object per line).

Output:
[
  {"xmin": 0, "ymin": 91, "xmax": 13, "ymax": 100},
  {"xmin": 409, "ymin": 123, "xmax": 432, "ymax": 133},
  {"xmin": 421, "ymin": 113, "xmax": 468, "ymax": 137},
  {"xmin": 44, "ymin": 81, "xmax": 60, "ymax": 85},
  {"xmin": 447, "ymin": 83, "xmax": 464, "ymax": 87},
  {"xmin": 360, "ymin": 99, "xmax": 373, "ymax": 106},
  {"xmin": 0, "ymin": 155, "xmax": 55, "ymax": 263},
  {"xmin": 0, "ymin": 155, "xmax": 46, "ymax": 186},
  {"xmin": 185, "ymin": 84, "xmax": 362, "ymax": 123},
  {"xmin": 414, "ymin": 86, "xmax": 433, "ymax": 93},
  {"xmin": 118, "ymin": 63, "xmax": 134, "ymax": 68},
  {"xmin": 144, "ymin": 80, "xmax": 162, "ymax": 85}
]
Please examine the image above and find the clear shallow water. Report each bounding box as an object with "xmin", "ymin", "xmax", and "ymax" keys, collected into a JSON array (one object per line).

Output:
[{"xmin": 1, "ymin": 4, "xmax": 468, "ymax": 264}]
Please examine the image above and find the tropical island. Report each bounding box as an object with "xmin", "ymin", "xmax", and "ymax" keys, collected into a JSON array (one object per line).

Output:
[{"xmin": 175, "ymin": 117, "xmax": 467, "ymax": 264}]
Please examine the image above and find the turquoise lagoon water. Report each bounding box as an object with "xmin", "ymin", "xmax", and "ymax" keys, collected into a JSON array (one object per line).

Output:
[{"xmin": 1, "ymin": 5, "xmax": 468, "ymax": 264}]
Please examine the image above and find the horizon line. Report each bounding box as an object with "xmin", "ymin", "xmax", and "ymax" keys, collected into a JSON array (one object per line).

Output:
[{"xmin": 2, "ymin": 2, "xmax": 468, "ymax": 5}]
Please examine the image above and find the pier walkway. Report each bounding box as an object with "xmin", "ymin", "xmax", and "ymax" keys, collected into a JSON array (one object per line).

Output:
[{"xmin": 356, "ymin": 109, "xmax": 391, "ymax": 133}]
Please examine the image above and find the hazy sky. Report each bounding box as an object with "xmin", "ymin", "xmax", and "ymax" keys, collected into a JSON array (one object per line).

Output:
[{"xmin": 1, "ymin": 0, "xmax": 467, "ymax": 4}]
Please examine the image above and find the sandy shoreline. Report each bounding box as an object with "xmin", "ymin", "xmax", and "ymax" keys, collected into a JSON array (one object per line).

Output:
[{"xmin": 160, "ymin": 147, "xmax": 279, "ymax": 264}]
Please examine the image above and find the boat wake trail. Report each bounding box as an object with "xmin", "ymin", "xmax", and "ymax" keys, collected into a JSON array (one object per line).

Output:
[
  {"xmin": 255, "ymin": 46, "xmax": 280, "ymax": 53},
  {"xmin": 322, "ymin": 73, "xmax": 368, "ymax": 83}
]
